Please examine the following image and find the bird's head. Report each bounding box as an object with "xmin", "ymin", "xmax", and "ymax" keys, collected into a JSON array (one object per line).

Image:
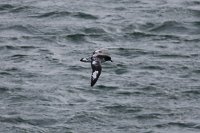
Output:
[{"xmin": 105, "ymin": 56, "xmax": 113, "ymax": 62}]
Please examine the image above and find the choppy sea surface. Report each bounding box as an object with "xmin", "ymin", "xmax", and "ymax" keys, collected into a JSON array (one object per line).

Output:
[{"xmin": 0, "ymin": 0, "xmax": 200, "ymax": 133}]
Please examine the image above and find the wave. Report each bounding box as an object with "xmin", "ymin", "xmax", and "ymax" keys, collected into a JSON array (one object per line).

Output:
[
  {"xmin": 73, "ymin": 12, "xmax": 98, "ymax": 19},
  {"xmin": 155, "ymin": 122, "xmax": 200, "ymax": 129},
  {"xmin": 115, "ymin": 46, "xmax": 194, "ymax": 63},
  {"xmin": 0, "ymin": 45, "xmax": 17, "ymax": 50},
  {"xmin": 67, "ymin": 111, "xmax": 105, "ymax": 124},
  {"xmin": 10, "ymin": 54, "xmax": 28, "ymax": 59},
  {"xmin": 32, "ymin": 11, "xmax": 70, "ymax": 18},
  {"xmin": 31, "ymin": 11, "xmax": 98, "ymax": 19},
  {"xmin": 10, "ymin": 6, "xmax": 31, "ymax": 13},
  {"xmin": 116, "ymin": 47, "xmax": 143, "ymax": 55},
  {"xmin": 0, "ymin": 4, "xmax": 33, "ymax": 13},
  {"xmin": 0, "ymin": 45, "xmax": 36, "ymax": 52},
  {"xmin": 0, "ymin": 25, "xmax": 30, "ymax": 33},
  {"xmin": 182, "ymin": 90, "xmax": 200, "ymax": 96},
  {"xmin": 64, "ymin": 32, "xmax": 114, "ymax": 42},
  {"xmin": 65, "ymin": 33, "xmax": 86, "ymax": 42},
  {"xmin": 0, "ymin": 115, "xmax": 58, "ymax": 128},
  {"xmin": 183, "ymin": 1, "xmax": 200, "ymax": 6},
  {"xmin": 135, "ymin": 113, "xmax": 161, "ymax": 119},
  {"xmin": 124, "ymin": 31, "xmax": 156, "ymax": 38},
  {"xmin": 124, "ymin": 21, "xmax": 188, "ymax": 34},
  {"xmin": 193, "ymin": 69, "xmax": 200, "ymax": 74},
  {"xmin": 114, "ymin": 68, "xmax": 128, "ymax": 75},
  {"xmin": 0, "ymin": 24, "xmax": 41, "ymax": 36},
  {"xmin": 96, "ymin": 85, "xmax": 119, "ymax": 90},
  {"xmin": 0, "ymin": 86, "xmax": 9, "ymax": 92},
  {"xmin": 140, "ymin": 65, "xmax": 164, "ymax": 70},
  {"xmin": 123, "ymin": 19, "xmax": 200, "ymax": 42},
  {"xmin": 0, "ymin": 4, "xmax": 14, "ymax": 11},
  {"xmin": 82, "ymin": 27, "xmax": 106, "ymax": 34},
  {"xmin": 146, "ymin": 21, "xmax": 197, "ymax": 38},
  {"xmin": 124, "ymin": 30, "xmax": 200, "ymax": 43},
  {"xmin": 149, "ymin": 21, "xmax": 187, "ymax": 32},
  {"xmin": 0, "ymin": 116, "xmax": 27, "ymax": 124},
  {"xmin": 155, "ymin": 53, "xmax": 191, "ymax": 59},
  {"xmin": 104, "ymin": 104, "xmax": 142, "ymax": 114},
  {"xmin": 123, "ymin": 30, "xmax": 185, "ymax": 42}
]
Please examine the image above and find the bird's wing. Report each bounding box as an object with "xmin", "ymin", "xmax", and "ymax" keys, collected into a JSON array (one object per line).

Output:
[
  {"xmin": 91, "ymin": 59, "xmax": 102, "ymax": 87},
  {"xmin": 80, "ymin": 57, "xmax": 91, "ymax": 63}
]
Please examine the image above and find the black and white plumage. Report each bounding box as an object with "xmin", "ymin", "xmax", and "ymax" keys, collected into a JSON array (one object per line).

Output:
[{"xmin": 80, "ymin": 49, "xmax": 113, "ymax": 87}]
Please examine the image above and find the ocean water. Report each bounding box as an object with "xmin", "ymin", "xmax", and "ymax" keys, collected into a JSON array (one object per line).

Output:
[{"xmin": 0, "ymin": 0, "xmax": 200, "ymax": 133}]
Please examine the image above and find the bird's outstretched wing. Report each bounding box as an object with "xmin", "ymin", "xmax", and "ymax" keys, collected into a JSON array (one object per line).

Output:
[
  {"xmin": 91, "ymin": 59, "xmax": 102, "ymax": 87},
  {"xmin": 80, "ymin": 57, "xmax": 91, "ymax": 63}
]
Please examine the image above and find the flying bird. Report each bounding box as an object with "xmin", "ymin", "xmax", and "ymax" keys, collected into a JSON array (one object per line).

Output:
[{"xmin": 80, "ymin": 49, "xmax": 113, "ymax": 87}]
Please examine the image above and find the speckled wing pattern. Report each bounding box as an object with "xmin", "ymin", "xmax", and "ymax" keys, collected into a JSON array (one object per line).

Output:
[
  {"xmin": 80, "ymin": 57, "xmax": 91, "ymax": 62},
  {"xmin": 80, "ymin": 49, "xmax": 112, "ymax": 86},
  {"xmin": 91, "ymin": 57, "xmax": 102, "ymax": 87}
]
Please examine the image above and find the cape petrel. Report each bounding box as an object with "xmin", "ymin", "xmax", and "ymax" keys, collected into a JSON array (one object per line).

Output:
[{"xmin": 80, "ymin": 49, "xmax": 113, "ymax": 87}]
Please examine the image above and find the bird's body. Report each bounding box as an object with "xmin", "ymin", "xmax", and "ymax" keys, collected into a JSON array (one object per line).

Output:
[{"xmin": 80, "ymin": 49, "xmax": 112, "ymax": 86}]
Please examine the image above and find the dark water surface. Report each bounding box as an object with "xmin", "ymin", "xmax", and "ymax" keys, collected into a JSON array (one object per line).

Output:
[{"xmin": 0, "ymin": 0, "xmax": 200, "ymax": 132}]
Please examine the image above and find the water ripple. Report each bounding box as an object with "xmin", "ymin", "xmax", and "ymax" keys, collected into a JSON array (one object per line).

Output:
[
  {"xmin": 31, "ymin": 11, "xmax": 98, "ymax": 20},
  {"xmin": 0, "ymin": 4, "xmax": 14, "ymax": 11}
]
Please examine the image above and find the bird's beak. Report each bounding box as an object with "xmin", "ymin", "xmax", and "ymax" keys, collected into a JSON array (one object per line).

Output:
[{"xmin": 110, "ymin": 60, "xmax": 113, "ymax": 62}]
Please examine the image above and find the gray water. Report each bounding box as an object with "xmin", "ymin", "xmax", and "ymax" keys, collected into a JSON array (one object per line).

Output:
[{"xmin": 0, "ymin": 0, "xmax": 200, "ymax": 133}]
